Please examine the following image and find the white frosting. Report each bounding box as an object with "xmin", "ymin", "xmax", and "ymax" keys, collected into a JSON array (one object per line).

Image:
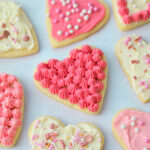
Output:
[
  {"xmin": 116, "ymin": 35, "xmax": 150, "ymax": 101},
  {"xmin": 0, "ymin": 1, "xmax": 34, "ymax": 51},
  {"xmin": 30, "ymin": 117, "xmax": 102, "ymax": 150}
]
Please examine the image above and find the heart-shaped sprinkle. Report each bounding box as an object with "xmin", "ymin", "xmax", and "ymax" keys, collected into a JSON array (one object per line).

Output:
[
  {"xmin": 116, "ymin": 35, "xmax": 150, "ymax": 102},
  {"xmin": 0, "ymin": 1, "xmax": 38, "ymax": 57},
  {"xmin": 0, "ymin": 73, "xmax": 24, "ymax": 147},
  {"xmin": 113, "ymin": 0, "xmax": 150, "ymax": 30},
  {"xmin": 113, "ymin": 109, "xmax": 150, "ymax": 150},
  {"xmin": 28, "ymin": 116, "xmax": 104, "ymax": 150},
  {"xmin": 34, "ymin": 45, "xmax": 107, "ymax": 114},
  {"xmin": 46, "ymin": 0, "xmax": 109, "ymax": 47}
]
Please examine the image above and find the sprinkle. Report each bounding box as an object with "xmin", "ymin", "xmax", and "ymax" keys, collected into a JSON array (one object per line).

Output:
[
  {"xmin": 121, "ymin": 124, "xmax": 126, "ymax": 129},
  {"xmin": 67, "ymin": 24, "xmax": 72, "ymax": 29},
  {"xmin": 71, "ymin": 9, "xmax": 75, "ymax": 13},
  {"xmin": 23, "ymin": 35, "xmax": 30, "ymax": 42},
  {"xmin": 1, "ymin": 23, "xmax": 6, "ymax": 28},
  {"xmin": 82, "ymin": 9, "xmax": 87, "ymax": 14},
  {"xmin": 77, "ymin": 18, "xmax": 82, "ymax": 23},
  {"xmin": 145, "ymin": 138, "xmax": 150, "ymax": 143},
  {"xmin": 143, "ymin": 147, "xmax": 148, "ymax": 150},
  {"xmin": 73, "ymin": 3, "xmax": 78, "ymax": 8},
  {"xmin": 57, "ymin": 30, "xmax": 62, "ymax": 35},
  {"xmin": 74, "ymin": 25, "xmax": 79, "ymax": 30},
  {"xmin": 65, "ymin": 17, "xmax": 69, "ymax": 22},
  {"xmin": 131, "ymin": 122, "xmax": 135, "ymax": 126},
  {"xmin": 32, "ymin": 135, "xmax": 39, "ymax": 140},
  {"xmin": 131, "ymin": 116, "xmax": 137, "ymax": 121},
  {"xmin": 66, "ymin": 11, "xmax": 70, "ymax": 16},
  {"xmin": 84, "ymin": 15, "xmax": 89, "ymax": 21},
  {"xmin": 138, "ymin": 121, "xmax": 144, "ymax": 126},
  {"xmin": 135, "ymin": 128, "xmax": 139, "ymax": 133},
  {"xmin": 69, "ymin": 29, "xmax": 74, "ymax": 34},
  {"xmin": 131, "ymin": 60, "xmax": 140, "ymax": 64},
  {"xmin": 88, "ymin": 9, "xmax": 92, "ymax": 14},
  {"xmin": 94, "ymin": 7, "xmax": 99, "ymax": 12},
  {"xmin": 51, "ymin": 0, "xmax": 55, "ymax": 5}
]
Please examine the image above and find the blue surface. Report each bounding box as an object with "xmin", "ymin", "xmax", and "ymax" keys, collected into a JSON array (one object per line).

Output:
[{"xmin": 0, "ymin": 0, "xmax": 150, "ymax": 149}]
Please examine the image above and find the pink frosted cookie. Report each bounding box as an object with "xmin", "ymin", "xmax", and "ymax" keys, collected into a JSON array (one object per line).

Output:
[
  {"xmin": 112, "ymin": 0, "xmax": 150, "ymax": 31},
  {"xmin": 46, "ymin": 0, "xmax": 109, "ymax": 48},
  {"xmin": 112, "ymin": 109, "xmax": 150, "ymax": 150},
  {"xmin": 116, "ymin": 35, "xmax": 150, "ymax": 103},
  {"xmin": 28, "ymin": 116, "xmax": 104, "ymax": 150},
  {"xmin": 0, "ymin": 73, "xmax": 24, "ymax": 147},
  {"xmin": 34, "ymin": 45, "xmax": 107, "ymax": 114}
]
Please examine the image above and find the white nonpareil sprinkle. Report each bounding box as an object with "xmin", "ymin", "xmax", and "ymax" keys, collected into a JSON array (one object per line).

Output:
[
  {"xmin": 73, "ymin": 3, "xmax": 78, "ymax": 8},
  {"xmin": 88, "ymin": 9, "xmax": 92, "ymax": 14},
  {"xmin": 121, "ymin": 124, "xmax": 126, "ymax": 129},
  {"xmin": 65, "ymin": 17, "xmax": 69, "ymax": 21},
  {"xmin": 74, "ymin": 25, "xmax": 79, "ymax": 30},
  {"xmin": 67, "ymin": 24, "xmax": 72, "ymax": 29},
  {"xmin": 69, "ymin": 29, "xmax": 74, "ymax": 34},
  {"xmin": 51, "ymin": 0, "xmax": 55, "ymax": 5},
  {"xmin": 71, "ymin": 9, "xmax": 75, "ymax": 13},
  {"xmin": 131, "ymin": 122, "xmax": 135, "ymax": 126},
  {"xmin": 57, "ymin": 30, "xmax": 62, "ymax": 35},
  {"xmin": 131, "ymin": 116, "xmax": 137, "ymax": 121},
  {"xmin": 77, "ymin": 18, "xmax": 82, "ymax": 23},
  {"xmin": 135, "ymin": 128, "xmax": 139, "ymax": 133},
  {"xmin": 82, "ymin": 9, "xmax": 87, "ymax": 14},
  {"xmin": 143, "ymin": 147, "xmax": 148, "ymax": 150},
  {"xmin": 84, "ymin": 15, "xmax": 89, "ymax": 21},
  {"xmin": 66, "ymin": 11, "xmax": 70, "ymax": 16}
]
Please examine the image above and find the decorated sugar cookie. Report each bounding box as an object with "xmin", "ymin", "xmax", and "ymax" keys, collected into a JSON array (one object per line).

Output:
[
  {"xmin": 112, "ymin": 0, "xmax": 150, "ymax": 31},
  {"xmin": 112, "ymin": 109, "xmax": 150, "ymax": 150},
  {"xmin": 0, "ymin": 73, "xmax": 24, "ymax": 147},
  {"xmin": 116, "ymin": 35, "xmax": 150, "ymax": 103},
  {"xmin": 34, "ymin": 45, "xmax": 107, "ymax": 114},
  {"xmin": 28, "ymin": 116, "xmax": 104, "ymax": 150},
  {"xmin": 0, "ymin": 0, "xmax": 38, "ymax": 58},
  {"xmin": 46, "ymin": 0, "xmax": 109, "ymax": 48}
]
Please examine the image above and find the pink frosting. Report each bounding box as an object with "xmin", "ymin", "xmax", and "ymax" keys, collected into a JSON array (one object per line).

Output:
[
  {"xmin": 48, "ymin": 0, "xmax": 106, "ymax": 41},
  {"xmin": 34, "ymin": 45, "xmax": 107, "ymax": 112},
  {"xmin": 113, "ymin": 109, "xmax": 150, "ymax": 150},
  {"xmin": 0, "ymin": 73, "xmax": 23, "ymax": 146},
  {"xmin": 117, "ymin": 0, "xmax": 150, "ymax": 24}
]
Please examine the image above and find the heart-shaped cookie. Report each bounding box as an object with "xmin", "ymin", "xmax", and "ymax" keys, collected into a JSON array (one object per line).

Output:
[
  {"xmin": 46, "ymin": 0, "xmax": 109, "ymax": 48},
  {"xmin": 112, "ymin": 109, "xmax": 150, "ymax": 150},
  {"xmin": 34, "ymin": 45, "xmax": 107, "ymax": 114},
  {"xmin": 116, "ymin": 35, "xmax": 150, "ymax": 103},
  {"xmin": 28, "ymin": 116, "xmax": 104, "ymax": 150},
  {"xmin": 0, "ymin": 0, "xmax": 38, "ymax": 58},
  {"xmin": 0, "ymin": 73, "xmax": 24, "ymax": 147},
  {"xmin": 112, "ymin": 0, "xmax": 150, "ymax": 31}
]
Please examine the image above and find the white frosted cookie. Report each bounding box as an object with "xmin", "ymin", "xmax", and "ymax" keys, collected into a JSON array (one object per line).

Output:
[
  {"xmin": 28, "ymin": 116, "xmax": 104, "ymax": 150},
  {"xmin": 0, "ymin": 0, "xmax": 38, "ymax": 58},
  {"xmin": 34, "ymin": 45, "xmax": 107, "ymax": 114},
  {"xmin": 112, "ymin": 0, "xmax": 150, "ymax": 31},
  {"xmin": 112, "ymin": 109, "xmax": 150, "ymax": 150},
  {"xmin": 116, "ymin": 35, "xmax": 150, "ymax": 103},
  {"xmin": 0, "ymin": 73, "xmax": 24, "ymax": 147},
  {"xmin": 46, "ymin": 0, "xmax": 109, "ymax": 48}
]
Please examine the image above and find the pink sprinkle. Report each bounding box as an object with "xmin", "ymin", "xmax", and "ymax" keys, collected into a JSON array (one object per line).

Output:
[
  {"xmin": 65, "ymin": 31, "xmax": 69, "ymax": 36},
  {"xmin": 32, "ymin": 135, "xmax": 39, "ymax": 140},
  {"xmin": 145, "ymin": 84, "xmax": 149, "ymax": 89},
  {"xmin": 53, "ymin": 19, "xmax": 58, "ymax": 23},
  {"xmin": 146, "ymin": 58, "xmax": 150, "ymax": 64},
  {"xmin": 48, "ymin": 144, "xmax": 54, "ymax": 150},
  {"xmin": 50, "ymin": 123, "xmax": 55, "ymax": 129},
  {"xmin": 145, "ymin": 138, "xmax": 150, "ymax": 143},
  {"xmin": 13, "ymin": 27, "xmax": 18, "ymax": 34},
  {"xmin": 59, "ymin": 14, "xmax": 65, "ymax": 18},
  {"xmin": 138, "ymin": 121, "xmax": 144, "ymax": 126},
  {"xmin": 139, "ymin": 81, "xmax": 145, "ymax": 86},
  {"xmin": 60, "ymin": 140, "xmax": 66, "ymax": 149},
  {"xmin": 41, "ymin": 140, "xmax": 44, "ymax": 148},
  {"xmin": 67, "ymin": 4, "xmax": 72, "ymax": 8},
  {"xmin": 56, "ymin": 8, "xmax": 61, "ymax": 13},
  {"xmin": 89, "ymin": 6, "xmax": 93, "ymax": 10},
  {"xmin": 148, "ymin": 3, "xmax": 150, "ymax": 7},
  {"xmin": 94, "ymin": 7, "xmax": 99, "ymax": 12},
  {"xmin": 88, "ymin": 3, "xmax": 92, "ymax": 6},
  {"xmin": 99, "ymin": 138, "xmax": 101, "ymax": 142},
  {"xmin": 35, "ymin": 120, "xmax": 40, "ymax": 128},
  {"xmin": 76, "ymin": 8, "xmax": 80, "ymax": 12},
  {"xmin": 34, "ymin": 142, "xmax": 42, "ymax": 148}
]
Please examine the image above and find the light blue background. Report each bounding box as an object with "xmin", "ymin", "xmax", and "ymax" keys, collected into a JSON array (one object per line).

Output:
[{"xmin": 0, "ymin": 0, "xmax": 150, "ymax": 149}]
